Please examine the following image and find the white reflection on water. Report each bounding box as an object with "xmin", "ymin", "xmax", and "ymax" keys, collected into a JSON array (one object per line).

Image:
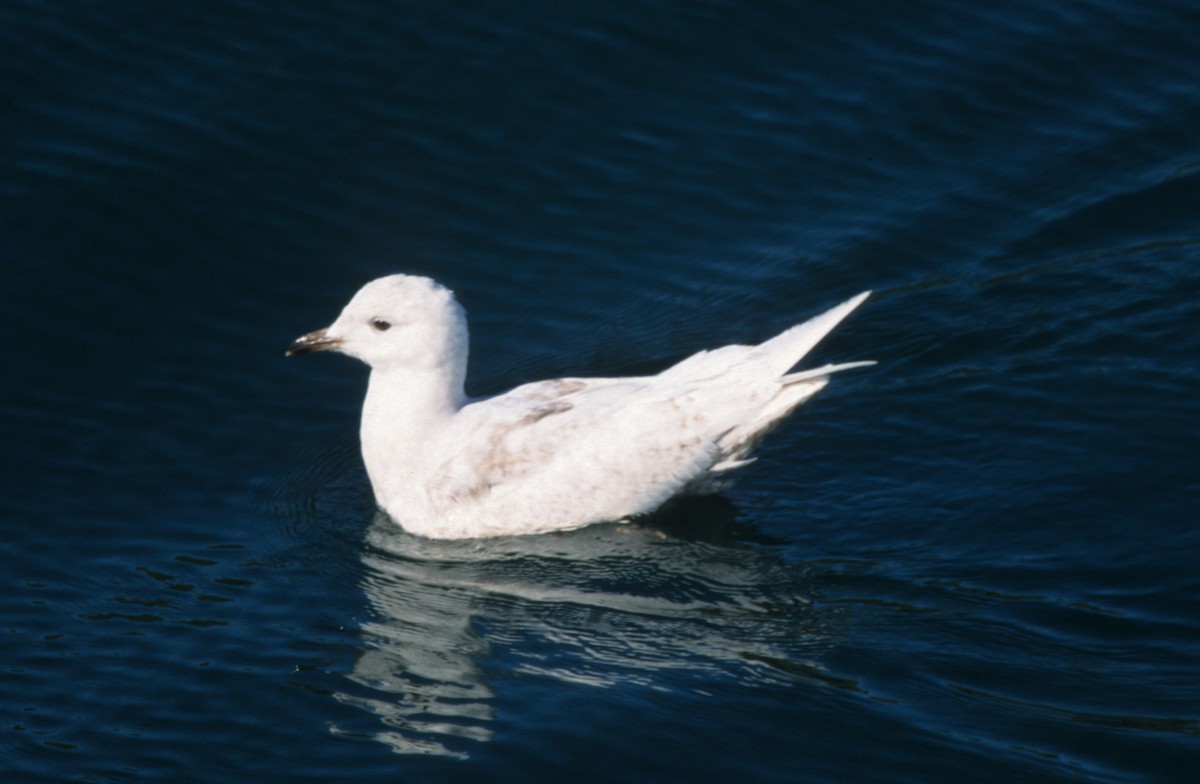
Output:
[{"xmin": 334, "ymin": 503, "xmax": 844, "ymax": 757}]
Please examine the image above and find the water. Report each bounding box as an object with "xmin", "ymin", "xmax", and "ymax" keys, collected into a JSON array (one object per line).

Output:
[{"xmin": 3, "ymin": 0, "xmax": 1199, "ymax": 781}]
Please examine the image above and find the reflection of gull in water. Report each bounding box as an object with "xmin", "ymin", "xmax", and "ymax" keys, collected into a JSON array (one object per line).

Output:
[
  {"xmin": 331, "ymin": 508, "xmax": 849, "ymax": 758},
  {"xmin": 332, "ymin": 560, "xmax": 495, "ymax": 757}
]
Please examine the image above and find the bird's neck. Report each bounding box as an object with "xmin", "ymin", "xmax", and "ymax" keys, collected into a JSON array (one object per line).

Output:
[
  {"xmin": 359, "ymin": 365, "xmax": 465, "ymax": 507},
  {"xmin": 362, "ymin": 362, "xmax": 465, "ymax": 428}
]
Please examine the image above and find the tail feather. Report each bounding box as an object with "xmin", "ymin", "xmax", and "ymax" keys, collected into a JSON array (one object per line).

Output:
[
  {"xmin": 782, "ymin": 360, "xmax": 877, "ymax": 386},
  {"xmin": 683, "ymin": 292, "xmax": 874, "ymax": 495}
]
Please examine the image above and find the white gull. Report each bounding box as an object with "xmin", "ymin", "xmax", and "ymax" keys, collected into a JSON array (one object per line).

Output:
[{"xmin": 287, "ymin": 275, "xmax": 872, "ymax": 539}]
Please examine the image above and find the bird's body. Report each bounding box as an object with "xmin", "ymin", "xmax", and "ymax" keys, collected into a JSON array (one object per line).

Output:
[{"xmin": 288, "ymin": 275, "xmax": 872, "ymax": 539}]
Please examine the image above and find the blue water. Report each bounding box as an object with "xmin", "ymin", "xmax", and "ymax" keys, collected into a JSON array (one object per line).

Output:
[{"xmin": 4, "ymin": 1, "xmax": 1199, "ymax": 781}]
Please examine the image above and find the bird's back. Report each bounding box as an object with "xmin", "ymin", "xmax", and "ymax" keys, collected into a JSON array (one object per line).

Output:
[{"xmin": 403, "ymin": 292, "xmax": 872, "ymax": 537}]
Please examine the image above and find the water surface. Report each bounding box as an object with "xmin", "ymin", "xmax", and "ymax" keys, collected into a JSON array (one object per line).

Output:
[{"xmin": 3, "ymin": 1, "xmax": 1199, "ymax": 781}]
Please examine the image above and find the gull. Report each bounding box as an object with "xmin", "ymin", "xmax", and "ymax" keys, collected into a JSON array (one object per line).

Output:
[{"xmin": 287, "ymin": 275, "xmax": 872, "ymax": 539}]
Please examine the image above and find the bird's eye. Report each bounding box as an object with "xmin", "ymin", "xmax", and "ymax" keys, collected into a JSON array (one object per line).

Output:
[{"xmin": 371, "ymin": 319, "xmax": 392, "ymax": 332}]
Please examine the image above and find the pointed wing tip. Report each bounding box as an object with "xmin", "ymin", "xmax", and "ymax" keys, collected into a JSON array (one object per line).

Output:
[{"xmin": 846, "ymin": 290, "xmax": 872, "ymax": 308}]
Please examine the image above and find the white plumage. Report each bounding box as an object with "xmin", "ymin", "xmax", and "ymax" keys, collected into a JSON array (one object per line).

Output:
[{"xmin": 287, "ymin": 275, "xmax": 872, "ymax": 539}]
